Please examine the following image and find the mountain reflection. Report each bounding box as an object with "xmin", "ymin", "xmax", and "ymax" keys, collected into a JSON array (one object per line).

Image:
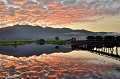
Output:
[{"xmin": 0, "ymin": 44, "xmax": 72, "ymax": 57}]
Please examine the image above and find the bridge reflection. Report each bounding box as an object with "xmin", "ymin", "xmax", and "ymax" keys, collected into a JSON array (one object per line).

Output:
[{"xmin": 71, "ymin": 43, "xmax": 120, "ymax": 61}]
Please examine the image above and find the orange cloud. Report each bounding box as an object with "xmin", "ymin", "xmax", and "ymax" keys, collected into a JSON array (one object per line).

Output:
[
  {"xmin": 0, "ymin": 0, "xmax": 120, "ymax": 28},
  {"xmin": 13, "ymin": 0, "xmax": 25, "ymax": 5}
]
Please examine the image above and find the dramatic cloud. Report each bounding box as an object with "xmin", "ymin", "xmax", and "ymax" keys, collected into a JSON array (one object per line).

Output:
[{"xmin": 0, "ymin": 0, "xmax": 120, "ymax": 28}]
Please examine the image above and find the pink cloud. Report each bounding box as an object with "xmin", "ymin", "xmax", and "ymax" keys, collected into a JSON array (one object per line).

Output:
[{"xmin": 0, "ymin": 0, "xmax": 120, "ymax": 28}]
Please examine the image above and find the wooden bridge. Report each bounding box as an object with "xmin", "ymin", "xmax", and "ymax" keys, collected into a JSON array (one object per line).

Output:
[{"xmin": 71, "ymin": 40, "xmax": 120, "ymax": 61}]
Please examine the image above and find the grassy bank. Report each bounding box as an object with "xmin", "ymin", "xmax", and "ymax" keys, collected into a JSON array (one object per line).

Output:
[
  {"xmin": 0, "ymin": 40, "xmax": 71, "ymax": 46},
  {"xmin": 45, "ymin": 40, "xmax": 71, "ymax": 45},
  {"xmin": 0, "ymin": 40, "xmax": 35, "ymax": 46}
]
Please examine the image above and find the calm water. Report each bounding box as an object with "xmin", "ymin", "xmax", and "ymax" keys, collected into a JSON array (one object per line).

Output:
[
  {"xmin": 0, "ymin": 43, "xmax": 120, "ymax": 79},
  {"xmin": 0, "ymin": 43, "xmax": 72, "ymax": 57}
]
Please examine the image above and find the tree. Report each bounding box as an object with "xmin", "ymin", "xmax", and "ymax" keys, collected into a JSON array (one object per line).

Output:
[
  {"xmin": 36, "ymin": 39, "xmax": 45, "ymax": 45},
  {"xmin": 55, "ymin": 36, "xmax": 59, "ymax": 40}
]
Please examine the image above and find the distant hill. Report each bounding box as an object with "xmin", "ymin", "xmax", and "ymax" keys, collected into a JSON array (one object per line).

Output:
[{"xmin": 0, "ymin": 25, "xmax": 119, "ymax": 40}]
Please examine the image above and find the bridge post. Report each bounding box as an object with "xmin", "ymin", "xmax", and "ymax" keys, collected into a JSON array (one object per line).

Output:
[
  {"xmin": 108, "ymin": 48, "xmax": 110, "ymax": 53},
  {"xmin": 105, "ymin": 48, "xmax": 108, "ymax": 53},
  {"xmin": 102, "ymin": 47, "xmax": 103, "ymax": 51},
  {"xmin": 103, "ymin": 47, "xmax": 105, "ymax": 52},
  {"xmin": 116, "ymin": 46, "xmax": 118, "ymax": 55},
  {"xmin": 110, "ymin": 48, "xmax": 114, "ymax": 54}
]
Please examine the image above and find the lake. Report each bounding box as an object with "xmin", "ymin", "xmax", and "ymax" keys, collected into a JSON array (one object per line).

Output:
[
  {"xmin": 0, "ymin": 43, "xmax": 72, "ymax": 57},
  {"xmin": 0, "ymin": 43, "xmax": 120, "ymax": 79}
]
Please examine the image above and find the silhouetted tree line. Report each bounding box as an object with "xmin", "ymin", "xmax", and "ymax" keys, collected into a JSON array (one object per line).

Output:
[{"xmin": 36, "ymin": 39, "xmax": 45, "ymax": 45}]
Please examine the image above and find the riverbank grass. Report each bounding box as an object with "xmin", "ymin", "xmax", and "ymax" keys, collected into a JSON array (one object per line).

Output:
[{"xmin": 0, "ymin": 40, "xmax": 71, "ymax": 46}]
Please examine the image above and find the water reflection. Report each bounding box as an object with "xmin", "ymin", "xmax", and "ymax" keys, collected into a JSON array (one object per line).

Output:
[
  {"xmin": 0, "ymin": 51, "xmax": 120, "ymax": 79},
  {"xmin": 71, "ymin": 43, "xmax": 120, "ymax": 61},
  {"xmin": 0, "ymin": 43, "xmax": 72, "ymax": 57},
  {"xmin": 55, "ymin": 45, "xmax": 59, "ymax": 49},
  {"xmin": 0, "ymin": 44, "xmax": 120, "ymax": 78},
  {"xmin": 0, "ymin": 43, "xmax": 120, "ymax": 60}
]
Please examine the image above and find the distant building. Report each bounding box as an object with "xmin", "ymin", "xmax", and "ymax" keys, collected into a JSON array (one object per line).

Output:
[
  {"xmin": 116, "ymin": 36, "xmax": 120, "ymax": 41},
  {"xmin": 104, "ymin": 36, "xmax": 115, "ymax": 41},
  {"xmin": 71, "ymin": 37, "xmax": 76, "ymax": 42},
  {"xmin": 95, "ymin": 36, "xmax": 103, "ymax": 41},
  {"xmin": 86, "ymin": 36, "xmax": 120, "ymax": 42},
  {"xmin": 87, "ymin": 36, "xmax": 95, "ymax": 41}
]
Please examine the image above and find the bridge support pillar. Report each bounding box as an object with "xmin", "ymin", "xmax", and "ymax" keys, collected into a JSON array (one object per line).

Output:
[{"xmin": 116, "ymin": 46, "xmax": 118, "ymax": 55}]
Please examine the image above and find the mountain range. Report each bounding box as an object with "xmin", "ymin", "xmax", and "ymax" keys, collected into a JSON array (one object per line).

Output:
[{"xmin": 0, "ymin": 25, "xmax": 119, "ymax": 40}]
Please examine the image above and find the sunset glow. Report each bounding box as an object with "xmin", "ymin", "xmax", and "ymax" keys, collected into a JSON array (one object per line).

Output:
[{"xmin": 0, "ymin": 0, "xmax": 120, "ymax": 32}]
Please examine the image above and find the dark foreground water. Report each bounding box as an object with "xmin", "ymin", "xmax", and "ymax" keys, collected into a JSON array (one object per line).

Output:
[{"xmin": 0, "ymin": 43, "xmax": 120, "ymax": 79}]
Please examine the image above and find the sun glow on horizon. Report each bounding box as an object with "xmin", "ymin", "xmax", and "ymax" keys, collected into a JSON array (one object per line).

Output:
[{"xmin": 0, "ymin": 0, "xmax": 120, "ymax": 32}]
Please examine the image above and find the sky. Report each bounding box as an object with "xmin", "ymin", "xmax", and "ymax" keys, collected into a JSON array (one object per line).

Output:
[{"xmin": 0, "ymin": 0, "xmax": 120, "ymax": 32}]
